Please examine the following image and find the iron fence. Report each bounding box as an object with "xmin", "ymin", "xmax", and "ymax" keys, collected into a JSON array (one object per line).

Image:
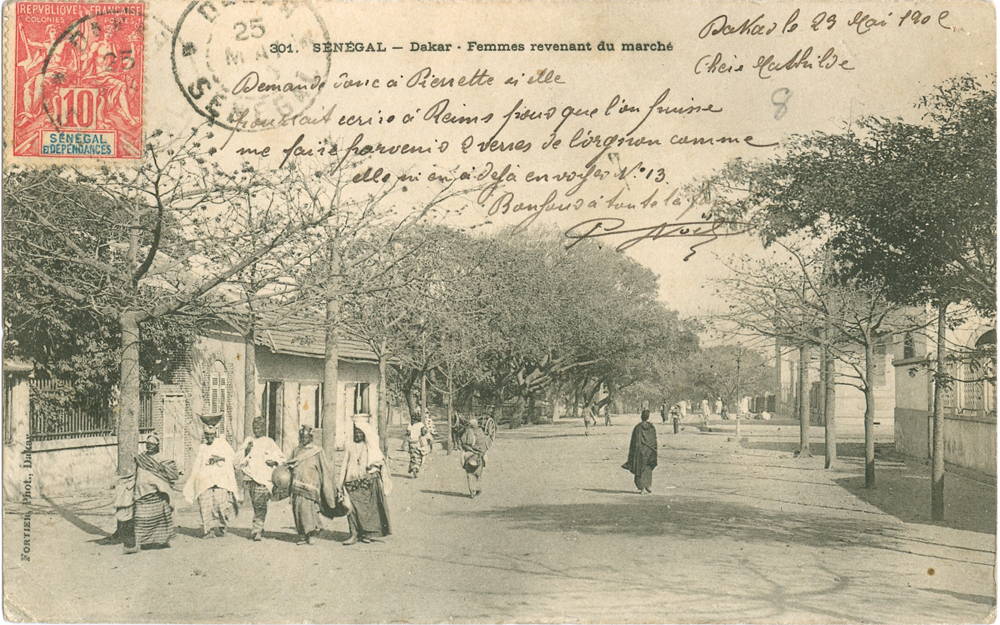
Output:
[{"xmin": 28, "ymin": 379, "xmax": 156, "ymax": 440}]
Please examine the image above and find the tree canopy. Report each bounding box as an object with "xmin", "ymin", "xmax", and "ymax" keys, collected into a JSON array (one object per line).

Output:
[{"xmin": 713, "ymin": 75, "xmax": 996, "ymax": 314}]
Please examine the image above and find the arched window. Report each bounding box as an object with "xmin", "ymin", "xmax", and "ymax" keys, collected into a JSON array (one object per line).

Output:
[
  {"xmin": 975, "ymin": 331, "xmax": 997, "ymax": 415},
  {"xmin": 209, "ymin": 361, "xmax": 228, "ymax": 416}
]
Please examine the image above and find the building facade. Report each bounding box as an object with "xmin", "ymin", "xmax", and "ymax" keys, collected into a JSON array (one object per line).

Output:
[
  {"xmin": 2, "ymin": 320, "xmax": 383, "ymax": 501},
  {"xmin": 774, "ymin": 338, "xmax": 897, "ymax": 440},
  {"xmin": 893, "ymin": 318, "xmax": 996, "ymax": 482}
]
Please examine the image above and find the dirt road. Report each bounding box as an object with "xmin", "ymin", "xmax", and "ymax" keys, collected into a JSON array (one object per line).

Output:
[{"xmin": 4, "ymin": 418, "xmax": 995, "ymax": 623}]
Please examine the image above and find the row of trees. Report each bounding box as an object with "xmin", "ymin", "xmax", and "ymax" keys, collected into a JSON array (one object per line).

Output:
[
  {"xmin": 617, "ymin": 344, "xmax": 775, "ymax": 414},
  {"xmin": 4, "ymin": 126, "xmax": 701, "ymax": 469},
  {"xmin": 4, "ymin": 126, "xmax": 462, "ymax": 470},
  {"xmin": 706, "ymin": 75, "xmax": 995, "ymax": 518},
  {"xmin": 331, "ymin": 225, "xmax": 702, "ymax": 448}
]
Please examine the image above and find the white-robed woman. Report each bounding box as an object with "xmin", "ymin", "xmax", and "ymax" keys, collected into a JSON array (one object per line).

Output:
[
  {"xmin": 338, "ymin": 420, "xmax": 392, "ymax": 545},
  {"xmin": 183, "ymin": 418, "xmax": 242, "ymax": 538}
]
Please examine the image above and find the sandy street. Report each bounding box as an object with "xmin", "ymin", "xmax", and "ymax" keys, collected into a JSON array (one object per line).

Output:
[{"xmin": 3, "ymin": 417, "xmax": 996, "ymax": 623}]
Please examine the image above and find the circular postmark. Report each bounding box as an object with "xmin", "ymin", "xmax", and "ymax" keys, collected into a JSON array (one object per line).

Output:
[{"xmin": 171, "ymin": 0, "xmax": 332, "ymax": 132}]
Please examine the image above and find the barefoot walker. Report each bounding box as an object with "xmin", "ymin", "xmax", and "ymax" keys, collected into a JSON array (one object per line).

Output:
[
  {"xmin": 460, "ymin": 417, "xmax": 492, "ymax": 498},
  {"xmin": 338, "ymin": 421, "xmax": 392, "ymax": 545},
  {"xmin": 183, "ymin": 414, "xmax": 242, "ymax": 538}
]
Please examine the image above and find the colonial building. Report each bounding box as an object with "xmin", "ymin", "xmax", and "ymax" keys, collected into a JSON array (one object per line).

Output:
[
  {"xmin": 893, "ymin": 317, "xmax": 996, "ymax": 482},
  {"xmin": 3, "ymin": 317, "xmax": 384, "ymax": 500},
  {"xmin": 773, "ymin": 338, "xmax": 897, "ymax": 439}
]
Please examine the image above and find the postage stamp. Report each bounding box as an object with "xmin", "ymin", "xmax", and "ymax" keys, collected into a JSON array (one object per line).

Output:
[{"xmin": 10, "ymin": 2, "xmax": 144, "ymax": 160}]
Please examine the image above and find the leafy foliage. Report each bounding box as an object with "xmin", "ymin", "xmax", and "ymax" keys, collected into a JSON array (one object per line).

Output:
[
  {"xmin": 713, "ymin": 75, "xmax": 996, "ymax": 313},
  {"xmin": 3, "ymin": 169, "xmax": 199, "ymax": 402}
]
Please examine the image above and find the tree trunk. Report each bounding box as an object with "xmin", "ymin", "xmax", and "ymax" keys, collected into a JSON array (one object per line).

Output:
[
  {"xmin": 797, "ymin": 345, "xmax": 811, "ymax": 457},
  {"xmin": 509, "ymin": 395, "xmax": 524, "ymax": 429},
  {"xmin": 420, "ymin": 367, "xmax": 428, "ymax": 426},
  {"xmin": 822, "ymin": 335, "xmax": 837, "ymax": 469},
  {"xmin": 404, "ymin": 385, "xmax": 418, "ymax": 421},
  {"xmin": 775, "ymin": 339, "xmax": 783, "ymax": 415},
  {"xmin": 322, "ymin": 297, "xmax": 340, "ymax": 456},
  {"xmin": 244, "ymin": 327, "xmax": 257, "ymax": 438},
  {"xmin": 446, "ymin": 369, "xmax": 453, "ymax": 455},
  {"xmin": 864, "ymin": 338, "xmax": 877, "ymax": 488},
  {"xmin": 118, "ymin": 310, "xmax": 140, "ymax": 475},
  {"xmin": 378, "ymin": 353, "xmax": 389, "ymax": 456},
  {"xmin": 606, "ymin": 380, "xmax": 617, "ymax": 416},
  {"xmin": 932, "ymin": 302, "xmax": 949, "ymax": 520},
  {"xmin": 571, "ymin": 383, "xmax": 581, "ymax": 419}
]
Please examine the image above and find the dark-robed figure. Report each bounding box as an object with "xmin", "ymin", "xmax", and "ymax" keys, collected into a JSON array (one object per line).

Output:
[
  {"xmin": 111, "ymin": 433, "xmax": 179, "ymax": 553},
  {"xmin": 287, "ymin": 425, "xmax": 339, "ymax": 545},
  {"xmin": 623, "ymin": 409, "xmax": 657, "ymax": 494},
  {"xmin": 338, "ymin": 421, "xmax": 392, "ymax": 545}
]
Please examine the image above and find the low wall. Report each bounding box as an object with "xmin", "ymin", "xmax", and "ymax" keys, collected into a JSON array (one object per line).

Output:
[
  {"xmin": 4, "ymin": 436, "xmax": 119, "ymax": 501},
  {"xmin": 895, "ymin": 408, "xmax": 996, "ymax": 482}
]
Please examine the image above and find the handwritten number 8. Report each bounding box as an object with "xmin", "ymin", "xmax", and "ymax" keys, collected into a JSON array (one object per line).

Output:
[
  {"xmin": 772, "ymin": 88, "xmax": 792, "ymax": 121},
  {"xmin": 234, "ymin": 17, "xmax": 265, "ymax": 41}
]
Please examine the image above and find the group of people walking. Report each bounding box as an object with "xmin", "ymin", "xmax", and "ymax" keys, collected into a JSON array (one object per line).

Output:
[
  {"xmin": 111, "ymin": 406, "xmax": 660, "ymax": 554},
  {"xmin": 404, "ymin": 412, "xmax": 493, "ymax": 498},
  {"xmin": 111, "ymin": 416, "xmax": 393, "ymax": 553},
  {"xmin": 583, "ymin": 402, "xmax": 612, "ymax": 435}
]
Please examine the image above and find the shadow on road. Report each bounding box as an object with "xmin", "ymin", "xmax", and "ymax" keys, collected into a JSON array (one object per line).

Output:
[
  {"xmin": 916, "ymin": 587, "xmax": 997, "ymax": 606},
  {"xmin": 176, "ymin": 525, "xmax": 206, "ymax": 539},
  {"xmin": 457, "ymin": 496, "xmax": 896, "ymax": 549},
  {"xmin": 450, "ymin": 496, "xmax": 999, "ymax": 567},
  {"xmin": 741, "ymin": 440, "xmax": 900, "ymax": 460},
  {"xmin": 740, "ymin": 440, "xmax": 995, "ymax": 535},
  {"xmin": 510, "ymin": 432, "xmax": 592, "ymax": 440},
  {"xmin": 421, "ymin": 489, "xmax": 471, "ymax": 499},
  {"xmin": 173, "ymin": 525, "xmax": 350, "ymax": 543},
  {"xmin": 42, "ymin": 495, "xmax": 109, "ymax": 537},
  {"xmin": 835, "ymin": 472, "xmax": 997, "ymax": 535}
]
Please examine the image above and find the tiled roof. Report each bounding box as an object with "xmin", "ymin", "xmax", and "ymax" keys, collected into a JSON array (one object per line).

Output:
[
  {"xmin": 255, "ymin": 315, "xmax": 378, "ymax": 363},
  {"xmin": 3, "ymin": 359, "xmax": 32, "ymax": 373}
]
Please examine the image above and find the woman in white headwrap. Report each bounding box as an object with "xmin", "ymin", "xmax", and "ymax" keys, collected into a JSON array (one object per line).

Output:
[
  {"xmin": 337, "ymin": 420, "xmax": 392, "ymax": 545},
  {"xmin": 183, "ymin": 421, "xmax": 242, "ymax": 538}
]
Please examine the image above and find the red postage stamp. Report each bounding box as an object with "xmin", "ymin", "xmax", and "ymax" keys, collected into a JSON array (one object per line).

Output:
[{"xmin": 11, "ymin": 3, "xmax": 144, "ymax": 159}]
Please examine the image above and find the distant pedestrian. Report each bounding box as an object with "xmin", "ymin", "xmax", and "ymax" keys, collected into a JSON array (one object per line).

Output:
[
  {"xmin": 720, "ymin": 403, "xmax": 729, "ymax": 420},
  {"xmin": 235, "ymin": 417, "xmax": 285, "ymax": 541},
  {"xmin": 584, "ymin": 402, "xmax": 597, "ymax": 435},
  {"xmin": 339, "ymin": 421, "xmax": 392, "ymax": 545},
  {"xmin": 622, "ymin": 409, "xmax": 657, "ymax": 494},
  {"xmin": 660, "ymin": 403, "xmax": 668, "ymax": 424},
  {"xmin": 424, "ymin": 415, "xmax": 437, "ymax": 451},
  {"xmin": 287, "ymin": 425, "xmax": 338, "ymax": 545},
  {"xmin": 604, "ymin": 404, "xmax": 612, "ymax": 426},
  {"xmin": 406, "ymin": 414, "xmax": 432, "ymax": 478},
  {"xmin": 459, "ymin": 416, "xmax": 492, "ymax": 498},
  {"xmin": 183, "ymin": 417, "xmax": 241, "ymax": 538}
]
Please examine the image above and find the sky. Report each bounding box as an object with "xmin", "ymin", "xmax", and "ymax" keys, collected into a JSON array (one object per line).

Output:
[{"xmin": 126, "ymin": 0, "xmax": 997, "ymax": 325}]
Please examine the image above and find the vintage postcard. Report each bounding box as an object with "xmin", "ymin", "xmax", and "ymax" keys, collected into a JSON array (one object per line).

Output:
[{"xmin": 2, "ymin": 0, "xmax": 996, "ymax": 623}]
